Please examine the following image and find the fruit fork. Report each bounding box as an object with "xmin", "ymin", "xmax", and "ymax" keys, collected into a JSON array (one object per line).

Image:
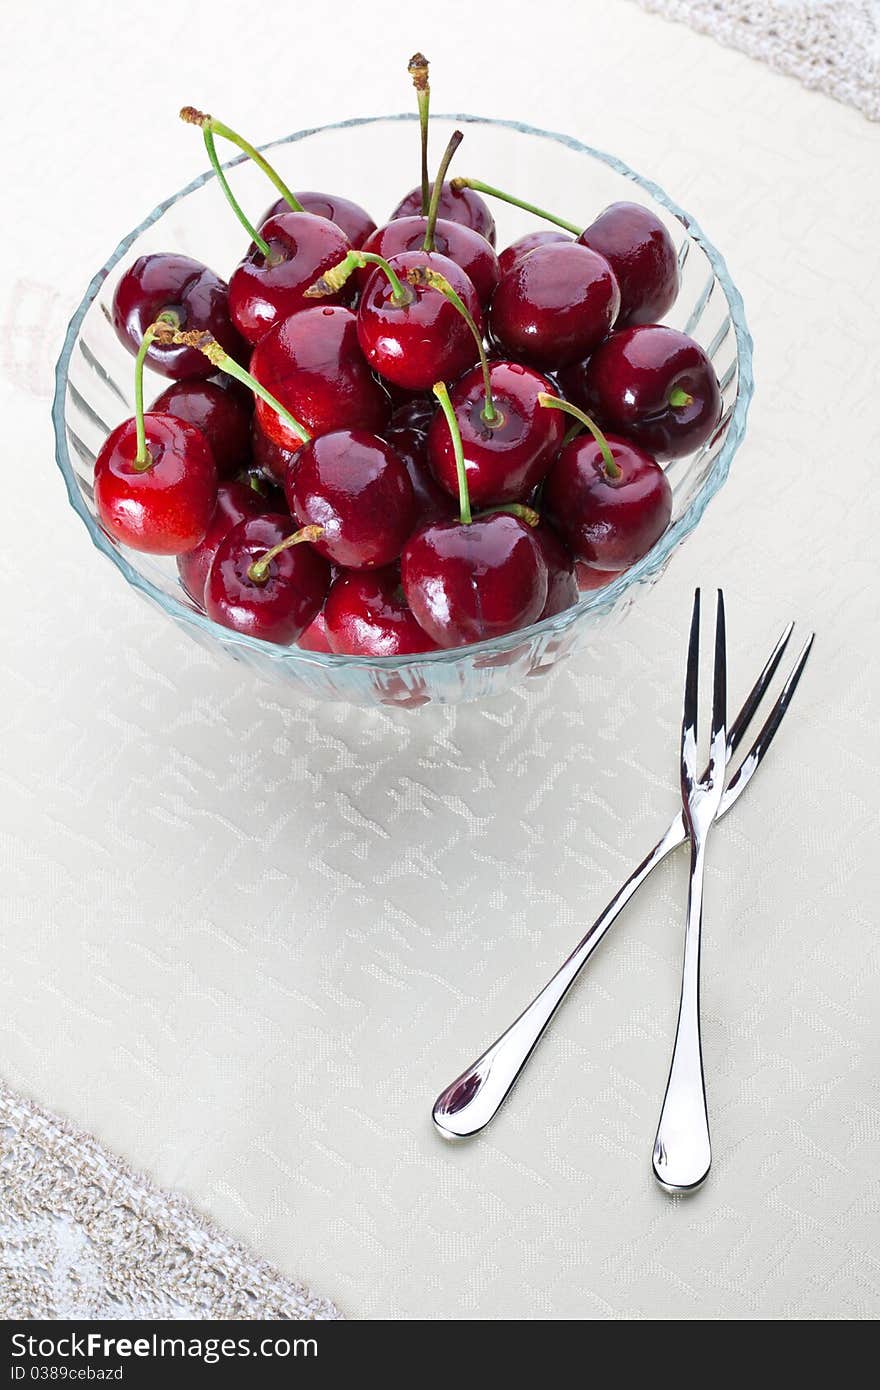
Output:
[
  {"xmin": 651, "ymin": 589, "xmax": 725, "ymax": 1193},
  {"xmin": 433, "ymin": 604, "xmax": 814, "ymax": 1141}
]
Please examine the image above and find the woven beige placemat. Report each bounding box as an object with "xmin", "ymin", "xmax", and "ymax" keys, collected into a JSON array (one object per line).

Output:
[
  {"xmin": 0, "ymin": 1081, "xmax": 342, "ymax": 1320},
  {"xmin": 636, "ymin": 0, "xmax": 880, "ymax": 120}
]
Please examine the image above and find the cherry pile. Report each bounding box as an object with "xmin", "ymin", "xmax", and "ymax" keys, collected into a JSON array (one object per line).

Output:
[{"xmin": 95, "ymin": 56, "xmax": 722, "ymax": 657}]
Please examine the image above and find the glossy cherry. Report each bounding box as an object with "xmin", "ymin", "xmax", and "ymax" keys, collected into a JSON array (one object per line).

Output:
[
  {"xmin": 356, "ymin": 250, "xmax": 483, "ymax": 390},
  {"xmin": 582, "ymin": 325, "xmax": 722, "ymax": 461},
  {"xmin": 285, "ymin": 429, "xmax": 415, "ymax": 569},
  {"xmin": 489, "ymin": 242, "xmax": 621, "ymax": 369},
  {"xmin": 250, "ymin": 306, "xmax": 390, "ymax": 451},
  {"xmin": 578, "ymin": 202, "xmax": 679, "ymax": 327},
  {"xmin": 356, "ymin": 216, "xmax": 500, "ymax": 304},
  {"xmin": 261, "ymin": 191, "xmax": 376, "ymax": 248},
  {"xmin": 177, "ymin": 480, "xmax": 265, "ymax": 605},
  {"xmin": 251, "ymin": 417, "xmax": 297, "ymax": 484},
  {"xmin": 390, "ymin": 181, "xmax": 496, "ymax": 244},
  {"xmin": 151, "ymin": 378, "xmax": 251, "ymax": 479},
  {"xmin": 228, "ymin": 212, "xmax": 353, "ymax": 345},
  {"xmin": 532, "ymin": 523, "xmax": 578, "ymax": 618},
  {"xmin": 297, "ymin": 608, "xmax": 333, "ymax": 652},
  {"xmin": 575, "ymin": 561, "xmax": 617, "ymax": 591},
  {"xmin": 112, "ymin": 254, "xmax": 244, "ymax": 379},
  {"xmin": 385, "ymin": 417, "xmax": 457, "ymax": 527},
  {"xmin": 205, "ymin": 513, "xmax": 331, "ymax": 645},
  {"xmin": 324, "ymin": 567, "xmax": 438, "ymax": 656},
  {"xmin": 94, "ymin": 414, "xmax": 217, "ymax": 555},
  {"xmin": 497, "ymin": 230, "xmax": 573, "ymax": 278},
  {"xmin": 426, "ymin": 361, "xmax": 565, "ymax": 507}
]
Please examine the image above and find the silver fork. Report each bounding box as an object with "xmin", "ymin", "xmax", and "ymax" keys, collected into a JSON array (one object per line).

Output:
[
  {"xmin": 651, "ymin": 589, "xmax": 725, "ymax": 1193},
  {"xmin": 433, "ymin": 609, "xmax": 814, "ymax": 1142}
]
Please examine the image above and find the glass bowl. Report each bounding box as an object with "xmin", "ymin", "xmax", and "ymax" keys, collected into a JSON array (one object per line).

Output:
[{"xmin": 53, "ymin": 115, "xmax": 752, "ymax": 708}]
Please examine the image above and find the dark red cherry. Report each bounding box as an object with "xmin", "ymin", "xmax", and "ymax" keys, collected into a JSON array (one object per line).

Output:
[
  {"xmin": 578, "ymin": 203, "xmax": 679, "ymax": 327},
  {"xmin": 543, "ymin": 432, "xmax": 672, "ymax": 571},
  {"xmin": 390, "ymin": 181, "xmax": 496, "ymax": 244},
  {"xmin": 177, "ymin": 480, "xmax": 265, "ymax": 605},
  {"xmin": 112, "ymin": 254, "xmax": 244, "ymax": 379},
  {"xmin": 94, "ymin": 414, "xmax": 217, "ymax": 555},
  {"xmin": 205, "ymin": 513, "xmax": 331, "ymax": 645},
  {"xmin": 324, "ymin": 567, "xmax": 438, "ymax": 656},
  {"xmin": 388, "ymin": 396, "xmax": 436, "ymax": 434},
  {"xmin": 150, "ymin": 379, "xmax": 251, "ymax": 479},
  {"xmin": 401, "ymin": 513, "xmax": 548, "ymax": 649},
  {"xmin": 489, "ymin": 242, "xmax": 621, "ymax": 369},
  {"xmin": 297, "ymin": 608, "xmax": 332, "ymax": 652},
  {"xmin": 250, "ymin": 306, "xmax": 390, "ymax": 451},
  {"xmin": 228, "ymin": 212, "xmax": 352, "ymax": 345},
  {"xmin": 384, "ymin": 419, "xmax": 456, "ymax": 528},
  {"xmin": 497, "ymin": 230, "xmax": 573, "ymax": 278},
  {"xmin": 251, "ymin": 417, "xmax": 297, "ymax": 484},
  {"xmin": 356, "ymin": 217, "xmax": 500, "ymax": 304},
  {"xmin": 236, "ymin": 458, "xmax": 288, "ymax": 512},
  {"xmin": 426, "ymin": 362, "xmax": 565, "ymax": 507},
  {"xmin": 261, "ymin": 191, "xmax": 376, "ymax": 248},
  {"xmin": 285, "ymin": 430, "xmax": 415, "ymax": 569},
  {"xmin": 357, "ymin": 250, "xmax": 482, "ymax": 391},
  {"xmin": 532, "ymin": 523, "xmax": 578, "ymax": 618},
  {"xmin": 575, "ymin": 561, "xmax": 617, "ymax": 591},
  {"xmin": 582, "ymin": 326, "xmax": 722, "ymax": 461}
]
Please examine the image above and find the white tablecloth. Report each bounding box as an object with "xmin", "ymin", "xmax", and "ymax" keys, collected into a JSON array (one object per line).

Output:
[{"xmin": 2, "ymin": 0, "xmax": 878, "ymax": 1320}]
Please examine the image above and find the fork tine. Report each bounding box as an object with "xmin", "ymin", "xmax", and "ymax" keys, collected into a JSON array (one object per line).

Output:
[
  {"xmin": 681, "ymin": 588, "xmax": 701, "ymax": 787},
  {"xmin": 718, "ymin": 633, "xmax": 815, "ymax": 818},
  {"xmin": 727, "ymin": 621, "xmax": 794, "ymax": 758},
  {"xmin": 710, "ymin": 590, "xmax": 727, "ymax": 770}
]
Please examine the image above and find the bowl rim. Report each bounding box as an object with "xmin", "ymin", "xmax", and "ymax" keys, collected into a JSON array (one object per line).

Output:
[{"xmin": 52, "ymin": 111, "xmax": 753, "ymax": 669}]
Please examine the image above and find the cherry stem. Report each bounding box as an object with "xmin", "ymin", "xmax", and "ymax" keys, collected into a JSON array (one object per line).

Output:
[
  {"xmin": 247, "ymin": 525, "xmax": 324, "ymax": 584},
  {"xmin": 450, "ymin": 177, "xmax": 583, "ymax": 236},
  {"xmin": 181, "ymin": 107, "xmax": 303, "ymax": 211},
  {"xmin": 433, "ymin": 381, "xmax": 471, "ymax": 525},
  {"xmin": 476, "ymin": 503, "xmax": 540, "ymax": 526},
  {"xmin": 422, "ymin": 130, "xmax": 464, "ymax": 252},
  {"xmin": 408, "ymin": 53, "xmax": 431, "ymax": 216},
  {"xmin": 669, "ymin": 386, "xmax": 694, "ymax": 408},
  {"xmin": 405, "ymin": 267, "xmax": 496, "ymax": 424},
  {"xmin": 537, "ymin": 393, "xmax": 621, "ymax": 479},
  {"xmin": 133, "ymin": 311, "xmax": 180, "ymax": 470},
  {"xmin": 201, "ymin": 127, "xmax": 273, "ymax": 259},
  {"xmin": 305, "ymin": 249, "xmax": 411, "ymax": 306},
  {"xmin": 151, "ymin": 325, "xmax": 311, "ymax": 444}
]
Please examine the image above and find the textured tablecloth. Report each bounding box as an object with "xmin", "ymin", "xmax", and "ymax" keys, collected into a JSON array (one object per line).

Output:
[{"xmin": 2, "ymin": 0, "xmax": 879, "ymax": 1320}]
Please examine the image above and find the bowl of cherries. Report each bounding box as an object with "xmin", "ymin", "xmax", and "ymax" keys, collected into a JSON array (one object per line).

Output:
[{"xmin": 53, "ymin": 57, "xmax": 752, "ymax": 708}]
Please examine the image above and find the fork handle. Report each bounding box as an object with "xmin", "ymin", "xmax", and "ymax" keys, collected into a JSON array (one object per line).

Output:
[
  {"xmin": 433, "ymin": 817, "xmax": 686, "ymax": 1139},
  {"xmin": 652, "ymin": 835, "xmax": 712, "ymax": 1192}
]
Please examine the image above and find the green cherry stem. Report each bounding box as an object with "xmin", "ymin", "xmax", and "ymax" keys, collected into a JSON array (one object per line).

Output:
[
  {"xmin": 133, "ymin": 311, "xmax": 180, "ymax": 470},
  {"xmin": 669, "ymin": 386, "xmax": 694, "ymax": 408},
  {"xmin": 476, "ymin": 502, "xmax": 540, "ymax": 526},
  {"xmin": 422, "ymin": 130, "xmax": 464, "ymax": 252},
  {"xmin": 408, "ymin": 52, "xmax": 431, "ymax": 216},
  {"xmin": 247, "ymin": 525, "xmax": 324, "ymax": 585},
  {"xmin": 433, "ymin": 381, "xmax": 471, "ymax": 525},
  {"xmin": 450, "ymin": 177, "xmax": 583, "ymax": 236},
  {"xmin": 201, "ymin": 127, "xmax": 273, "ymax": 259},
  {"xmin": 537, "ymin": 393, "xmax": 621, "ymax": 479},
  {"xmin": 404, "ymin": 266, "xmax": 496, "ymax": 424},
  {"xmin": 305, "ymin": 249, "xmax": 412, "ymax": 306},
  {"xmin": 151, "ymin": 325, "xmax": 312, "ymax": 444},
  {"xmin": 180, "ymin": 107, "xmax": 303, "ymax": 211}
]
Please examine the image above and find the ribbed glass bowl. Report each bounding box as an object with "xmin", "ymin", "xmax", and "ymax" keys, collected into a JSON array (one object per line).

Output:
[{"xmin": 53, "ymin": 114, "xmax": 752, "ymax": 708}]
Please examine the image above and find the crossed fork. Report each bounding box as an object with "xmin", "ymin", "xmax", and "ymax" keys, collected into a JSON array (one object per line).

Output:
[{"xmin": 433, "ymin": 591, "xmax": 814, "ymax": 1192}]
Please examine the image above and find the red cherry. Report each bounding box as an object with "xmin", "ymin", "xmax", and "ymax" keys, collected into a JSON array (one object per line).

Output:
[
  {"xmin": 489, "ymin": 242, "xmax": 620, "ymax": 369},
  {"xmin": 356, "ymin": 217, "xmax": 500, "ymax": 304},
  {"xmin": 297, "ymin": 608, "xmax": 332, "ymax": 652},
  {"xmin": 426, "ymin": 362, "xmax": 565, "ymax": 507},
  {"xmin": 401, "ymin": 513, "xmax": 548, "ymax": 649},
  {"xmin": 285, "ymin": 430, "xmax": 415, "ymax": 569},
  {"xmin": 251, "ymin": 417, "xmax": 297, "ymax": 484},
  {"xmin": 497, "ymin": 230, "xmax": 573, "ymax": 278},
  {"xmin": 150, "ymin": 379, "xmax": 251, "ymax": 480},
  {"xmin": 112, "ymin": 253, "xmax": 244, "ymax": 379},
  {"xmin": 228, "ymin": 212, "xmax": 352, "ymax": 345},
  {"xmin": 390, "ymin": 181, "xmax": 496, "ymax": 244},
  {"xmin": 384, "ymin": 418, "xmax": 457, "ymax": 528},
  {"xmin": 582, "ymin": 325, "xmax": 722, "ymax": 461},
  {"xmin": 205, "ymin": 513, "xmax": 330, "ymax": 644},
  {"xmin": 578, "ymin": 203, "xmax": 679, "ymax": 327},
  {"xmin": 177, "ymin": 480, "xmax": 265, "ymax": 605},
  {"xmin": 261, "ymin": 191, "xmax": 376, "ymax": 248},
  {"xmin": 356, "ymin": 250, "xmax": 482, "ymax": 391},
  {"xmin": 249, "ymin": 306, "xmax": 390, "ymax": 452},
  {"xmin": 543, "ymin": 432, "xmax": 672, "ymax": 571},
  {"xmin": 324, "ymin": 567, "xmax": 438, "ymax": 656},
  {"xmin": 532, "ymin": 522, "xmax": 578, "ymax": 618},
  {"xmin": 94, "ymin": 414, "xmax": 217, "ymax": 555},
  {"xmin": 575, "ymin": 561, "xmax": 617, "ymax": 591}
]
